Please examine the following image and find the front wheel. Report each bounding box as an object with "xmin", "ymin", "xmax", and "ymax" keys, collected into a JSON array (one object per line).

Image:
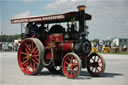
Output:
[
  {"xmin": 62, "ymin": 53, "xmax": 81, "ymax": 79},
  {"xmin": 87, "ymin": 52, "xmax": 106, "ymax": 77}
]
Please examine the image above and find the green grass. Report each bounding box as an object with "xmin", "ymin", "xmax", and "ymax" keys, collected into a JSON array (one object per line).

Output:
[{"xmin": 98, "ymin": 51, "xmax": 128, "ymax": 55}]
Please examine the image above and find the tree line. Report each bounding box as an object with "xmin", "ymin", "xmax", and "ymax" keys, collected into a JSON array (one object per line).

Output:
[
  {"xmin": 0, "ymin": 34, "xmax": 100, "ymax": 42},
  {"xmin": 0, "ymin": 34, "xmax": 21, "ymax": 42}
]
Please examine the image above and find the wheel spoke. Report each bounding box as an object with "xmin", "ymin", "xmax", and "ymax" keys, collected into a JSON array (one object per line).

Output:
[
  {"xmin": 33, "ymin": 47, "xmax": 37, "ymax": 52},
  {"xmin": 97, "ymin": 57, "xmax": 100, "ymax": 62},
  {"xmin": 32, "ymin": 54, "xmax": 39, "ymax": 57},
  {"xmin": 98, "ymin": 65, "xmax": 103, "ymax": 68},
  {"xmin": 91, "ymin": 58, "xmax": 95, "ymax": 62},
  {"xmin": 30, "ymin": 62, "xmax": 34, "ymax": 72},
  {"xmin": 32, "ymin": 59, "xmax": 38, "ymax": 65},
  {"xmin": 25, "ymin": 48, "xmax": 29, "ymax": 54},
  {"xmin": 35, "ymin": 49, "xmax": 38, "ymax": 54},
  {"xmin": 72, "ymin": 69, "xmax": 75, "ymax": 74},
  {"xmin": 33, "ymin": 62, "xmax": 36, "ymax": 70},
  {"xmin": 21, "ymin": 60, "xmax": 28, "ymax": 65},
  {"xmin": 23, "ymin": 56, "xmax": 27, "ymax": 60},
  {"xmin": 74, "ymin": 66, "xmax": 78, "ymax": 70},
  {"xmin": 94, "ymin": 56, "xmax": 96, "ymax": 62},
  {"xmin": 95, "ymin": 68, "xmax": 97, "ymax": 73},
  {"xmin": 92, "ymin": 67, "xmax": 94, "ymax": 71},
  {"xmin": 71, "ymin": 57, "xmax": 73, "ymax": 63},
  {"xmin": 72, "ymin": 63, "xmax": 78, "ymax": 67},
  {"xmin": 96, "ymin": 68, "xmax": 100, "ymax": 73},
  {"xmin": 29, "ymin": 45, "xmax": 32, "ymax": 50},
  {"xmin": 98, "ymin": 61, "xmax": 102, "ymax": 64},
  {"xmin": 71, "ymin": 71, "xmax": 73, "ymax": 76},
  {"xmin": 67, "ymin": 57, "xmax": 71, "ymax": 63},
  {"xmin": 25, "ymin": 43, "xmax": 30, "ymax": 51},
  {"xmin": 35, "ymin": 57, "xmax": 39, "ymax": 62},
  {"xmin": 31, "ymin": 41, "xmax": 34, "ymax": 49},
  {"xmin": 29, "ymin": 62, "xmax": 32, "ymax": 68},
  {"xmin": 21, "ymin": 51, "xmax": 27, "ymax": 55},
  {"xmin": 65, "ymin": 61, "xmax": 69, "ymax": 65},
  {"xmin": 64, "ymin": 66, "xmax": 68, "ymax": 70}
]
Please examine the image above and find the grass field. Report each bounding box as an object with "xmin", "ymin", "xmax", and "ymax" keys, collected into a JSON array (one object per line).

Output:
[{"xmin": 99, "ymin": 51, "xmax": 128, "ymax": 55}]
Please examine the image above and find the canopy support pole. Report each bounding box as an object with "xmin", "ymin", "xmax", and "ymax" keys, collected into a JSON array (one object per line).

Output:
[{"xmin": 21, "ymin": 23, "xmax": 22, "ymax": 38}]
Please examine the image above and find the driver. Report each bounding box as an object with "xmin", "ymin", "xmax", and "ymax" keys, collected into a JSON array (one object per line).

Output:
[
  {"xmin": 25, "ymin": 22, "xmax": 33, "ymax": 37},
  {"xmin": 37, "ymin": 22, "xmax": 48, "ymax": 44},
  {"xmin": 25, "ymin": 22, "xmax": 38, "ymax": 38}
]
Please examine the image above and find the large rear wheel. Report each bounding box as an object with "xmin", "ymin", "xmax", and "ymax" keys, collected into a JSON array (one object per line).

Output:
[
  {"xmin": 62, "ymin": 53, "xmax": 81, "ymax": 79},
  {"xmin": 87, "ymin": 52, "xmax": 106, "ymax": 77},
  {"xmin": 18, "ymin": 38, "xmax": 44, "ymax": 75}
]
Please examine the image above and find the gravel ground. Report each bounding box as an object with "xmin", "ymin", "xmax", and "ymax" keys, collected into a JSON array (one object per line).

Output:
[{"xmin": 0, "ymin": 52, "xmax": 128, "ymax": 85}]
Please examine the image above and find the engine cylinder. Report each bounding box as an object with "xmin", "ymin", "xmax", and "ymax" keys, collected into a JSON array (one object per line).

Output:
[{"xmin": 73, "ymin": 39, "xmax": 92, "ymax": 55}]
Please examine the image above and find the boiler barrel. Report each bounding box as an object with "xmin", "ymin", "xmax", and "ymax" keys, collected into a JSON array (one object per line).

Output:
[
  {"xmin": 61, "ymin": 39, "xmax": 92, "ymax": 55},
  {"xmin": 62, "ymin": 42, "xmax": 73, "ymax": 52}
]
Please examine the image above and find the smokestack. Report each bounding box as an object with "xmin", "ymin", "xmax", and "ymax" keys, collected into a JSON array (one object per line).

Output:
[{"xmin": 77, "ymin": 5, "xmax": 86, "ymax": 38}]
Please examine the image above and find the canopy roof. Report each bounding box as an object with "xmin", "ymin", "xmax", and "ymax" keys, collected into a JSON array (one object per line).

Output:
[{"xmin": 11, "ymin": 11, "xmax": 91, "ymax": 24}]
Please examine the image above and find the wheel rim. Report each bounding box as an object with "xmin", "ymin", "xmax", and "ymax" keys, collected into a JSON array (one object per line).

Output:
[
  {"xmin": 62, "ymin": 54, "xmax": 80, "ymax": 78},
  {"xmin": 43, "ymin": 48, "xmax": 53, "ymax": 66},
  {"xmin": 18, "ymin": 39, "xmax": 41, "ymax": 74},
  {"xmin": 87, "ymin": 53, "xmax": 105, "ymax": 76}
]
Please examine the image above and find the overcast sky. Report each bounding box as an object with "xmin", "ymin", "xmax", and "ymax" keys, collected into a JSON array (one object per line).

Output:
[{"xmin": 1, "ymin": 0, "xmax": 128, "ymax": 40}]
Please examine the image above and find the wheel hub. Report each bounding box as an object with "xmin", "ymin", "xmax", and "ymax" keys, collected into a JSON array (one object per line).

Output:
[
  {"xmin": 68, "ymin": 64, "xmax": 72, "ymax": 69},
  {"xmin": 26, "ymin": 54, "xmax": 32, "ymax": 60},
  {"xmin": 92, "ymin": 62, "xmax": 99, "ymax": 67}
]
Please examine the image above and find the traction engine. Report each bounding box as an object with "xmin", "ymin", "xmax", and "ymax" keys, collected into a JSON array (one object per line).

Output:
[{"xmin": 11, "ymin": 5, "xmax": 106, "ymax": 79}]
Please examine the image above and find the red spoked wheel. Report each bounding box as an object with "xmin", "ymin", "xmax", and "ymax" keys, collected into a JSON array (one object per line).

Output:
[
  {"xmin": 87, "ymin": 52, "xmax": 106, "ymax": 77},
  {"xmin": 62, "ymin": 53, "xmax": 81, "ymax": 79},
  {"xmin": 18, "ymin": 38, "xmax": 44, "ymax": 75}
]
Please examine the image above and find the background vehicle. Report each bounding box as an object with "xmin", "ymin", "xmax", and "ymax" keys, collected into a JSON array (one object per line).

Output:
[
  {"xmin": 102, "ymin": 46, "xmax": 110, "ymax": 53},
  {"xmin": 11, "ymin": 5, "xmax": 106, "ymax": 79}
]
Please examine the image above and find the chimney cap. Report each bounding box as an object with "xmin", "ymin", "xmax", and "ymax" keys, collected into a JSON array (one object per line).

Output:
[{"xmin": 77, "ymin": 5, "xmax": 86, "ymax": 11}]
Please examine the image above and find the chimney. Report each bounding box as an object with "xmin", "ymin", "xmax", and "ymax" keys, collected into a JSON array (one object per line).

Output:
[{"xmin": 77, "ymin": 5, "xmax": 87, "ymax": 39}]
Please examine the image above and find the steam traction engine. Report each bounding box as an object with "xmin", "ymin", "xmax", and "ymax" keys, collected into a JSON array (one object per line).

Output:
[{"xmin": 11, "ymin": 5, "xmax": 105, "ymax": 78}]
